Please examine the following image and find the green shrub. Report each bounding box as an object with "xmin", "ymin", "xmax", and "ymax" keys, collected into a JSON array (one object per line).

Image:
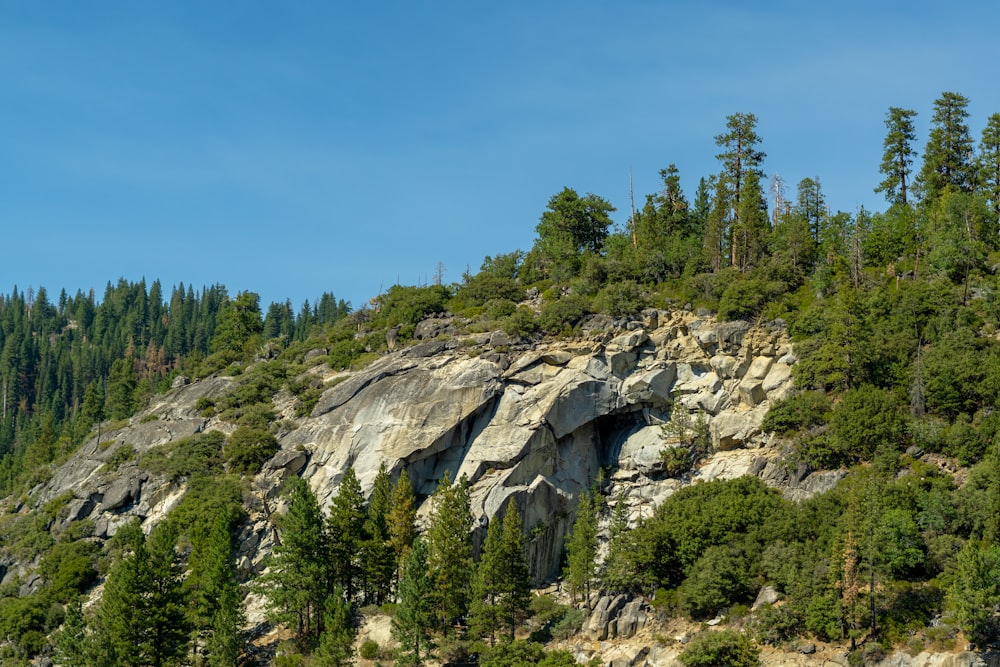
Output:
[
  {"xmin": 678, "ymin": 630, "xmax": 760, "ymax": 667},
  {"xmin": 592, "ymin": 280, "xmax": 647, "ymax": 317},
  {"xmin": 224, "ymin": 427, "xmax": 279, "ymax": 475},
  {"xmin": 538, "ymin": 295, "xmax": 590, "ymax": 335},
  {"xmin": 501, "ymin": 306, "xmax": 540, "ymax": 338},
  {"xmin": 717, "ymin": 276, "xmax": 787, "ymax": 321},
  {"xmin": 828, "ymin": 384, "xmax": 907, "ymax": 462},
  {"xmin": 678, "ymin": 546, "xmax": 752, "ymax": 619},
  {"xmin": 762, "ymin": 391, "xmax": 831, "ymax": 435},
  {"xmin": 660, "ymin": 446, "xmax": 694, "ymax": 477},
  {"xmin": 478, "ymin": 640, "xmax": 585, "ymax": 667},
  {"xmin": 168, "ymin": 475, "xmax": 245, "ymax": 542},
  {"xmin": 454, "ymin": 272, "xmax": 522, "ymax": 310},
  {"xmin": 550, "ymin": 606, "xmax": 586, "ymax": 640},
  {"xmin": 328, "ymin": 337, "xmax": 366, "ymax": 370},
  {"xmin": 752, "ymin": 604, "xmax": 802, "ymax": 645},
  {"xmin": 372, "ymin": 284, "xmax": 451, "ymax": 329},
  {"xmin": 359, "ymin": 638, "xmax": 380, "ymax": 660},
  {"xmin": 194, "ymin": 397, "xmax": 216, "ymax": 416},
  {"xmin": 139, "ymin": 431, "xmax": 225, "ymax": 481},
  {"xmin": 484, "ymin": 298, "xmax": 517, "ymax": 320},
  {"xmin": 37, "ymin": 539, "xmax": 99, "ymax": 602},
  {"xmin": 104, "ymin": 443, "xmax": 137, "ymax": 469}
]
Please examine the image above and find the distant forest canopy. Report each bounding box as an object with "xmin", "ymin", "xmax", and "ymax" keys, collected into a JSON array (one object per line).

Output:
[
  {"xmin": 2, "ymin": 89, "xmax": 999, "ymax": 494},
  {"xmin": 0, "ymin": 280, "xmax": 349, "ymax": 493}
]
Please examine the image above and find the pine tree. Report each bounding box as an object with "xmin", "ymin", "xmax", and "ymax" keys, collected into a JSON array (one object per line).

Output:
[
  {"xmin": 258, "ymin": 476, "xmax": 327, "ymax": 646},
  {"xmin": 327, "ymin": 467, "xmax": 367, "ymax": 602},
  {"xmin": 388, "ymin": 469, "xmax": 418, "ymax": 593},
  {"xmin": 948, "ymin": 538, "xmax": 1000, "ymax": 648},
  {"xmin": 704, "ymin": 176, "xmax": 730, "ymax": 272},
  {"xmin": 95, "ymin": 520, "xmax": 189, "ymax": 667},
  {"xmin": 918, "ymin": 92, "xmax": 976, "ymax": 201},
  {"xmin": 208, "ymin": 583, "xmax": 245, "ymax": 667},
  {"xmin": 362, "ymin": 462, "xmax": 396, "ymax": 605},
  {"xmin": 106, "ymin": 356, "xmax": 137, "ymax": 420},
  {"xmin": 314, "ymin": 586, "xmax": 355, "ymax": 667},
  {"xmin": 496, "ymin": 499, "xmax": 531, "ymax": 642},
  {"xmin": 979, "ymin": 113, "xmax": 1000, "ymax": 232},
  {"xmin": 393, "ymin": 537, "xmax": 432, "ymax": 667},
  {"xmin": 733, "ymin": 170, "xmax": 770, "ymax": 272},
  {"xmin": 715, "ymin": 112, "xmax": 766, "ymax": 267},
  {"xmin": 144, "ymin": 521, "xmax": 192, "ymax": 667},
  {"xmin": 564, "ymin": 488, "xmax": 600, "ymax": 610},
  {"xmin": 212, "ymin": 291, "xmax": 264, "ymax": 355},
  {"xmin": 796, "ymin": 177, "xmax": 826, "ymax": 242},
  {"xmin": 470, "ymin": 516, "xmax": 504, "ymax": 645},
  {"xmin": 602, "ymin": 491, "xmax": 634, "ymax": 593},
  {"xmin": 52, "ymin": 596, "xmax": 87, "ymax": 667},
  {"xmin": 425, "ymin": 471, "xmax": 474, "ymax": 634},
  {"xmin": 197, "ymin": 512, "xmax": 246, "ymax": 667},
  {"xmin": 875, "ymin": 107, "xmax": 919, "ymax": 206}
]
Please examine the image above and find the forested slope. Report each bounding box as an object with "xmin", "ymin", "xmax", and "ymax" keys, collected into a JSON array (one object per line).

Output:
[{"xmin": 3, "ymin": 91, "xmax": 1000, "ymax": 665}]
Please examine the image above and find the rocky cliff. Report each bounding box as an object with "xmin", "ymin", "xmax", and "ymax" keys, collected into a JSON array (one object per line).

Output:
[
  {"xmin": 5, "ymin": 309, "xmax": 838, "ymax": 591},
  {"xmin": 4, "ymin": 308, "xmax": 869, "ymax": 664}
]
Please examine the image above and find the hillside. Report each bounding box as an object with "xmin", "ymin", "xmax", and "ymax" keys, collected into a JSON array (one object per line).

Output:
[{"xmin": 4, "ymin": 94, "xmax": 1000, "ymax": 665}]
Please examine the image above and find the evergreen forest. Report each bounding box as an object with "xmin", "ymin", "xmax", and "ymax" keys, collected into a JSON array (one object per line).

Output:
[{"xmin": 4, "ymin": 91, "xmax": 1000, "ymax": 665}]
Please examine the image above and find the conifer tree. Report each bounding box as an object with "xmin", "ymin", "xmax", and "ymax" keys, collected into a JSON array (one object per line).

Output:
[
  {"xmin": 259, "ymin": 476, "xmax": 327, "ymax": 645},
  {"xmin": 106, "ymin": 356, "xmax": 137, "ymax": 420},
  {"xmin": 715, "ymin": 112, "xmax": 766, "ymax": 267},
  {"xmin": 196, "ymin": 512, "xmax": 246, "ymax": 666},
  {"xmin": 95, "ymin": 519, "xmax": 189, "ymax": 667},
  {"xmin": 704, "ymin": 176, "xmax": 730, "ymax": 272},
  {"xmin": 733, "ymin": 170, "xmax": 770, "ymax": 272},
  {"xmin": 496, "ymin": 499, "xmax": 531, "ymax": 641},
  {"xmin": 426, "ymin": 471, "xmax": 474, "ymax": 634},
  {"xmin": 979, "ymin": 112, "xmax": 1000, "ymax": 230},
  {"xmin": 362, "ymin": 462, "xmax": 396, "ymax": 605},
  {"xmin": 144, "ymin": 521, "xmax": 191, "ymax": 667},
  {"xmin": 795, "ymin": 177, "xmax": 826, "ymax": 242},
  {"xmin": 314, "ymin": 585, "xmax": 355, "ymax": 667},
  {"xmin": 470, "ymin": 516, "xmax": 504, "ymax": 645},
  {"xmin": 918, "ymin": 92, "xmax": 976, "ymax": 201},
  {"xmin": 564, "ymin": 488, "xmax": 600, "ymax": 610},
  {"xmin": 388, "ymin": 469, "xmax": 418, "ymax": 592},
  {"xmin": 875, "ymin": 107, "xmax": 919, "ymax": 206},
  {"xmin": 602, "ymin": 491, "xmax": 633, "ymax": 593},
  {"xmin": 52, "ymin": 596, "xmax": 86, "ymax": 667},
  {"xmin": 394, "ymin": 537, "xmax": 432, "ymax": 667},
  {"xmin": 948, "ymin": 538, "xmax": 1000, "ymax": 648},
  {"xmin": 327, "ymin": 467, "xmax": 367, "ymax": 602}
]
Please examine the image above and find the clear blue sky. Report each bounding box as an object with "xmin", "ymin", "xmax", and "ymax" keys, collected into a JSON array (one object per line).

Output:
[{"xmin": 3, "ymin": 1, "xmax": 1000, "ymax": 311}]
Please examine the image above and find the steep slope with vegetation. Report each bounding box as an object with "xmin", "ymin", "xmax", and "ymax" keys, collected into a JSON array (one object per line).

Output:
[{"xmin": 3, "ymin": 91, "xmax": 1000, "ymax": 665}]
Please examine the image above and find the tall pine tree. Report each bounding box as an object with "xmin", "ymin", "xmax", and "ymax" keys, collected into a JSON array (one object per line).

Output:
[
  {"xmin": 425, "ymin": 471, "xmax": 474, "ymax": 635},
  {"xmin": 393, "ymin": 537, "xmax": 433, "ymax": 667}
]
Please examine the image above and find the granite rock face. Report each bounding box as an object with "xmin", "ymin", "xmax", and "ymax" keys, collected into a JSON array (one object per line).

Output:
[{"xmin": 24, "ymin": 310, "xmax": 815, "ymax": 590}]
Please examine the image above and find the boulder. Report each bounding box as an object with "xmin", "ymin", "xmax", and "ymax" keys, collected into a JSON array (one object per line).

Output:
[
  {"xmin": 752, "ymin": 585, "xmax": 780, "ymax": 610},
  {"xmin": 621, "ymin": 366, "xmax": 677, "ymax": 406},
  {"xmin": 413, "ymin": 317, "xmax": 455, "ymax": 340},
  {"xmin": 616, "ymin": 598, "xmax": 647, "ymax": 638},
  {"xmin": 100, "ymin": 470, "xmax": 147, "ymax": 512},
  {"xmin": 737, "ymin": 379, "xmax": 767, "ymax": 407},
  {"xmin": 263, "ymin": 449, "xmax": 309, "ymax": 478},
  {"xmin": 586, "ymin": 594, "xmax": 628, "ymax": 640},
  {"xmin": 617, "ymin": 426, "xmax": 666, "ymax": 473},
  {"xmin": 746, "ymin": 355, "xmax": 775, "ymax": 380},
  {"xmin": 710, "ymin": 405, "xmax": 768, "ymax": 450}
]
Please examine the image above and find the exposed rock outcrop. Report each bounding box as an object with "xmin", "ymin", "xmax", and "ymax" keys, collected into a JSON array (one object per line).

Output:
[{"xmin": 24, "ymin": 310, "xmax": 820, "ymax": 598}]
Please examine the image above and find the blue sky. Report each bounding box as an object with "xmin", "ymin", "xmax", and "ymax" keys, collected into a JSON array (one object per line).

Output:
[{"xmin": 3, "ymin": 1, "xmax": 1000, "ymax": 310}]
